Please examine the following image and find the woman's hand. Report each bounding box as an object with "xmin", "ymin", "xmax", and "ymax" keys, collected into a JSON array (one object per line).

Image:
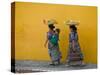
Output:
[
  {"xmin": 43, "ymin": 19, "xmax": 47, "ymax": 25},
  {"xmin": 44, "ymin": 38, "xmax": 48, "ymax": 48}
]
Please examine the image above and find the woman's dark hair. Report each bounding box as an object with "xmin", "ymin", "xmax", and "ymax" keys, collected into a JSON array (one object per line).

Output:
[
  {"xmin": 70, "ymin": 25, "xmax": 77, "ymax": 32},
  {"xmin": 48, "ymin": 24, "xmax": 55, "ymax": 30}
]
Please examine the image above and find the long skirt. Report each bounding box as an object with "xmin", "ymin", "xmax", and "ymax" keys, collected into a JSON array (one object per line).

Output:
[
  {"xmin": 48, "ymin": 42, "xmax": 61, "ymax": 62},
  {"xmin": 67, "ymin": 42, "xmax": 83, "ymax": 65}
]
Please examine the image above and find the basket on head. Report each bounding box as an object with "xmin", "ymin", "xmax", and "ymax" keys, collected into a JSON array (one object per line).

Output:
[
  {"xmin": 64, "ymin": 20, "xmax": 80, "ymax": 26},
  {"xmin": 48, "ymin": 19, "xmax": 58, "ymax": 25}
]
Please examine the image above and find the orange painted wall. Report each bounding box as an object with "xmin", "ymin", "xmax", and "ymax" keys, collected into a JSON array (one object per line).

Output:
[{"xmin": 14, "ymin": 2, "xmax": 97, "ymax": 64}]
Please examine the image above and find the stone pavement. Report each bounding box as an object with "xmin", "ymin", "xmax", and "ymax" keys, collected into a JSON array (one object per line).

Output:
[{"xmin": 14, "ymin": 60, "xmax": 97, "ymax": 73}]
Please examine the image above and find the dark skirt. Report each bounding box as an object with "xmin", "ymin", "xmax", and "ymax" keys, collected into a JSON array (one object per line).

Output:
[
  {"xmin": 48, "ymin": 42, "xmax": 61, "ymax": 62},
  {"xmin": 67, "ymin": 42, "xmax": 83, "ymax": 64}
]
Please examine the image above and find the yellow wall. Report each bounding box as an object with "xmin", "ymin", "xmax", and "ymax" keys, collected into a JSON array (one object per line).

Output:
[{"xmin": 14, "ymin": 2, "xmax": 97, "ymax": 64}]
